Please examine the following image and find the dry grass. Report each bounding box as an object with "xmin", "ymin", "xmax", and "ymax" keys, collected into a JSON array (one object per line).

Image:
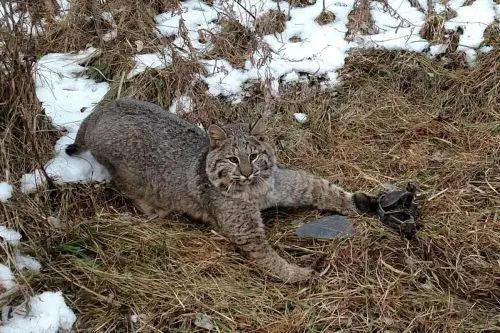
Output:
[
  {"xmin": 288, "ymin": 0, "xmax": 317, "ymax": 8},
  {"xmin": 254, "ymin": 10, "xmax": 287, "ymax": 35},
  {"xmin": 208, "ymin": 17, "xmax": 258, "ymax": 68},
  {"xmin": 419, "ymin": 12, "xmax": 447, "ymax": 44},
  {"xmin": 0, "ymin": 29, "xmax": 58, "ymax": 184},
  {"xmin": 101, "ymin": 55, "xmax": 207, "ymax": 108},
  {"xmin": 314, "ymin": 10, "xmax": 335, "ymax": 25},
  {"xmin": 346, "ymin": 0, "xmax": 375, "ymax": 40},
  {"xmin": 484, "ymin": 22, "xmax": 500, "ymax": 47},
  {"xmin": 1, "ymin": 2, "xmax": 500, "ymax": 332}
]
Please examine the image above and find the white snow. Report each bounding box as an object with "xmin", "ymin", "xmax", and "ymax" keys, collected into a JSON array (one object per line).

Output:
[
  {"xmin": 361, "ymin": 0, "xmax": 428, "ymax": 52},
  {"xmin": 294, "ymin": 113, "xmax": 308, "ymax": 123},
  {"xmin": 0, "ymin": 182, "xmax": 13, "ymax": 203},
  {"xmin": 0, "ymin": 291, "xmax": 76, "ymax": 333},
  {"xmin": 428, "ymin": 44, "xmax": 448, "ymax": 58},
  {"xmin": 56, "ymin": 0, "xmax": 71, "ymax": 12},
  {"xmin": 15, "ymin": 254, "xmax": 41, "ymax": 273},
  {"xmin": 169, "ymin": 95, "xmax": 194, "ymax": 114},
  {"xmin": 0, "ymin": 226, "xmax": 22, "ymax": 246},
  {"xmin": 444, "ymin": 0, "xmax": 496, "ymax": 64},
  {"xmin": 155, "ymin": 0, "xmax": 219, "ymax": 52},
  {"xmin": 101, "ymin": 11, "xmax": 118, "ymax": 42},
  {"xmin": 0, "ymin": 264, "xmax": 16, "ymax": 292},
  {"xmin": 21, "ymin": 48, "xmax": 111, "ymax": 193},
  {"xmin": 128, "ymin": 52, "xmax": 173, "ymax": 78},
  {"xmin": 201, "ymin": 59, "xmax": 258, "ymax": 100}
]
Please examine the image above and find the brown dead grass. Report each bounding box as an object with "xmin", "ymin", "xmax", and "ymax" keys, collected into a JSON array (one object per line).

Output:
[
  {"xmin": 419, "ymin": 12, "xmax": 447, "ymax": 44},
  {"xmin": 315, "ymin": 10, "xmax": 335, "ymax": 25},
  {"xmin": 0, "ymin": 30, "xmax": 58, "ymax": 184},
  {"xmin": 36, "ymin": 0, "xmax": 179, "ymax": 80},
  {"xmin": 484, "ymin": 22, "xmax": 500, "ymax": 47},
  {"xmin": 288, "ymin": 0, "xmax": 317, "ymax": 8},
  {"xmin": 101, "ymin": 54, "xmax": 207, "ymax": 108},
  {"xmin": 254, "ymin": 10, "xmax": 287, "ymax": 35},
  {"xmin": 208, "ymin": 17, "xmax": 258, "ymax": 68},
  {"xmin": 346, "ymin": 0, "xmax": 375, "ymax": 40},
  {"xmin": 1, "ymin": 2, "xmax": 500, "ymax": 332}
]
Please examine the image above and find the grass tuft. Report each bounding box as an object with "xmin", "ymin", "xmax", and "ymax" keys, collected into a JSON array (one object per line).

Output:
[
  {"xmin": 208, "ymin": 17, "xmax": 257, "ymax": 68},
  {"xmin": 315, "ymin": 10, "xmax": 335, "ymax": 25},
  {"xmin": 419, "ymin": 12, "xmax": 447, "ymax": 44},
  {"xmin": 346, "ymin": 0, "xmax": 375, "ymax": 40},
  {"xmin": 254, "ymin": 10, "xmax": 287, "ymax": 35}
]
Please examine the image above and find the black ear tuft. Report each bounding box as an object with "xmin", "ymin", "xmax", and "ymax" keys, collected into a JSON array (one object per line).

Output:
[{"xmin": 250, "ymin": 117, "xmax": 265, "ymax": 138}]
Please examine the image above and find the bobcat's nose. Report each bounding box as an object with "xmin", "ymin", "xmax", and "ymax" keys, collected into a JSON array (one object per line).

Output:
[{"xmin": 239, "ymin": 162, "xmax": 253, "ymax": 178}]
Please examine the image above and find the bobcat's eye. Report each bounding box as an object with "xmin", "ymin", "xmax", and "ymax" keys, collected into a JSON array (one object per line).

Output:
[
  {"xmin": 249, "ymin": 153, "xmax": 258, "ymax": 161},
  {"xmin": 228, "ymin": 156, "xmax": 239, "ymax": 164}
]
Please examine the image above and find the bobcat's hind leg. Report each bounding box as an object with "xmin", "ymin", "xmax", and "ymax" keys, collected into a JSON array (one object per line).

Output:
[
  {"xmin": 133, "ymin": 198, "xmax": 169, "ymax": 218},
  {"xmin": 133, "ymin": 198, "xmax": 156, "ymax": 216}
]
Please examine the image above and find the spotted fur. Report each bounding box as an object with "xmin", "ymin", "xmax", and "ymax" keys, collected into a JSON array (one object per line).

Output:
[{"xmin": 68, "ymin": 97, "xmax": 377, "ymax": 283}]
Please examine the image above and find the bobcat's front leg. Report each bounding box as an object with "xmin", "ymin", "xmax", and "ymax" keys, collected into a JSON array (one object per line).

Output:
[
  {"xmin": 262, "ymin": 168, "xmax": 377, "ymax": 215},
  {"xmin": 215, "ymin": 202, "xmax": 313, "ymax": 283}
]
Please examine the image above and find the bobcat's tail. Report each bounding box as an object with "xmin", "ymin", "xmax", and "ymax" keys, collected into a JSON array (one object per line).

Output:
[
  {"xmin": 65, "ymin": 116, "xmax": 90, "ymax": 156},
  {"xmin": 65, "ymin": 143, "xmax": 81, "ymax": 156}
]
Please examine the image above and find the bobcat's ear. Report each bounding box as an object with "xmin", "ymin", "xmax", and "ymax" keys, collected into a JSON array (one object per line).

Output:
[
  {"xmin": 208, "ymin": 124, "xmax": 227, "ymax": 148},
  {"xmin": 250, "ymin": 117, "xmax": 265, "ymax": 138}
]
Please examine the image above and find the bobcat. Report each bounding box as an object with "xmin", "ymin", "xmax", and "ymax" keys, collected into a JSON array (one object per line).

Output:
[{"xmin": 67, "ymin": 97, "xmax": 378, "ymax": 283}]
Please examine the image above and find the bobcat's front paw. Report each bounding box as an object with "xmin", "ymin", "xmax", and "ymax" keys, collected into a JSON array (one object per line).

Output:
[
  {"xmin": 352, "ymin": 192, "xmax": 378, "ymax": 214},
  {"xmin": 282, "ymin": 265, "xmax": 315, "ymax": 284}
]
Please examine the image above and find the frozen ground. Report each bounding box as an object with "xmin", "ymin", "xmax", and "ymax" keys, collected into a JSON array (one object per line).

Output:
[{"xmin": 1, "ymin": 0, "xmax": 497, "ymax": 331}]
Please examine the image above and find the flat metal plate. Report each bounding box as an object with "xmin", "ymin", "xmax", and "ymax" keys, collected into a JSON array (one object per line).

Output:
[{"xmin": 295, "ymin": 215, "xmax": 355, "ymax": 239}]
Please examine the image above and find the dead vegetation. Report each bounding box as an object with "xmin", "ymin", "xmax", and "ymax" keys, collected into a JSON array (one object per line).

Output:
[
  {"xmin": 1, "ymin": 0, "xmax": 500, "ymax": 332},
  {"xmin": 254, "ymin": 10, "xmax": 287, "ymax": 35},
  {"xmin": 484, "ymin": 22, "xmax": 500, "ymax": 47},
  {"xmin": 287, "ymin": 0, "xmax": 317, "ymax": 7},
  {"xmin": 208, "ymin": 17, "xmax": 258, "ymax": 68},
  {"xmin": 419, "ymin": 12, "xmax": 447, "ymax": 44},
  {"xmin": 346, "ymin": 0, "xmax": 375, "ymax": 40},
  {"xmin": 0, "ymin": 27, "xmax": 58, "ymax": 184},
  {"xmin": 101, "ymin": 54, "xmax": 207, "ymax": 108},
  {"xmin": 315, "ymin": 10, "xmax": 335, "ymax": 25}
]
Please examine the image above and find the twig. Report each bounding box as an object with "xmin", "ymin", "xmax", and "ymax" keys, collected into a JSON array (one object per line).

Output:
[
  {"xmin": 427, "ymin": 188, "xmax": 449, "ymax": 201},
  {"xmin": 233, "ymin": 0, "xmax": 256, "ymax": 20}
]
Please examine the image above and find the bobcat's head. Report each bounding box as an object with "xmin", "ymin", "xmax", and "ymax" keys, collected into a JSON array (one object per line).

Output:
[{"xmin": 205, "ymin": 118, "xmax": 276, "ymax": 197}]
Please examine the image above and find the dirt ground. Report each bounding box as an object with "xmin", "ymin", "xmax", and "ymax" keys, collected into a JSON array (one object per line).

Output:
[{"xmin": 1, "ymin": 0, "xmax": 499, "ymax": 332}]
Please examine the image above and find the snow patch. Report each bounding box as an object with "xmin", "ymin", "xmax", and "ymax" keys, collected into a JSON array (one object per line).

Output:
[
  {"xmin": 20, "ymin": 48, "xmax": 111, "ymax": 193},
  {"xmin": 169, "ymin": 95, "xmax": 194, "ymax": 114},
  {"xmin": 15, "ymin": 254, "xmax": 42, "ymax": 273},
  {"xmin": 0, "ymin": 264, "xmax": 16, "ymax": 292},
  {"xmin": 156, "ymin": 0, "xmax": 219, "ymax": 52},
  {"xmin": 294, "ymin": 113, "xmax": 308, "ymax": 123},
  {"xmin": 0, "ymin": 226, "xmax": 22, "ymax": 246},
  {"xmin": 444, "ymin": 0, "xmax": 495, "ymax": 64},
  {"xmin": 128, "ymin": 52, "xmax": 173, "ymax": 78},
  {"xmin": 0, "ymin": 182, "xmax": 13, "ymax": 203},
  {"xmin": 361, "ymin": 0, "xmax": 428, "ymax": 52},
  {"xmin": 0, "ymin": 291, "xmax": 76, "ymax": 333}
]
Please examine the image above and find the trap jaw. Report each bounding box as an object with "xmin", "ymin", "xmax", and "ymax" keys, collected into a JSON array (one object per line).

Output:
[{"xmin": 376, "ymin": 182, "xmax": 420, "ymax": 239}]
